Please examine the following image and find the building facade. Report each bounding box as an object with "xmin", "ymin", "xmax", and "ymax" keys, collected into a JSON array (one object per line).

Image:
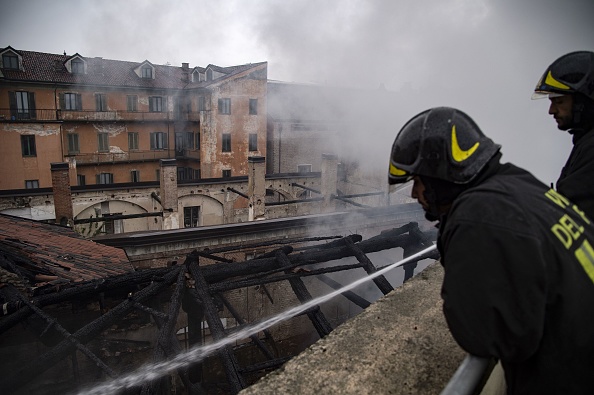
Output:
[{"xmin": 0, "ymin": 46, "xmax": 267, "ymax": 190}]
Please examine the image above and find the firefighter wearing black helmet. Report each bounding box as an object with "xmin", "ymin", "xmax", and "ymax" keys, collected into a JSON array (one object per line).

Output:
[
  {"xmin": 533, "ymin": 51, "xmax": 594, "ymax": 220},
  {"xmin": 389, "ymin": 107, "xmax": 594, "ymax": 395}
]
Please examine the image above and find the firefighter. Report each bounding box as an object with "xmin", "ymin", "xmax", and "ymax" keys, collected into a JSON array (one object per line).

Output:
[
  {"xmin": 532, "ymin": 51, "xmax": 594, "ymax": 220},
  {"xmin": 388, "ymin": 107, "xmax": 594, "ymax": 395}
]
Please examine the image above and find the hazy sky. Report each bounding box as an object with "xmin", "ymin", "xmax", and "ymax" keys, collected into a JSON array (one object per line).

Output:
[{"xmin": 2, "ymin": 0, "xmax": 593, "ymax": 185}]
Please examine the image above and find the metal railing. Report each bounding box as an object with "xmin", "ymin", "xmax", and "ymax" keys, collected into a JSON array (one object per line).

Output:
[
  {"xmin": 440, "ymin": 355, "xmax": 494, "ymax": 395},
  {"xmin": 0, "ymin": 109, "xmax": 200, "ymax": 122}
]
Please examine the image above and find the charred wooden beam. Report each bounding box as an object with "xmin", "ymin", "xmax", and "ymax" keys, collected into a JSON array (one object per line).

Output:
[
  {"xmin": 196, "ymin": 250, "xmax": 234, "ymax": 263},
  {"xmin": 141, "ymin": 265, "xmax": 187, "ymax": 394},
  {"xmin": 315, "ymin": 274, "xmax": 371, "ymax": 309},
  {"xmin": 198, "ymin": 223, "xmax": 420, "ymax": 283},
  {"xmin": 275, "ymin": 251, "xmax": 332, "ymax": 338},
  {"xmin": 0, "ymin": 267, "xmax": 172, "ymax": 335},
  {"xmin": 208, "ymin": 263, "xmax": 364, "ymax": 293},
  {"xmin": 343, "ymin": 236, "xmax": 393, "ymax": 295},
  {"xmin": 266, "ymin": 197, "xmax": 324, "ymax": 206},
  {"xmin": 216, "ymin": 294, "xmax": 275, "ymax": 359},
  {"xmin": 6, "ymin": 285, "xmax": 117, "ymax": 379},
  {"xmin": 0, "ymin": 266, "xmax": 182, "ymax": 394},
  {"xmin": 73, "ymin": 211, "xmax": 162, "ymax": 224},
  {"xmin": 291, "ymin": 183, "xmax": 321, "ymax": 194},
  {"xmin": 186, "ymin": 252, "xmax": 246, "ymax": 394},
  {"xmin": 331, "ymin": 194, "xmax": 371, "ymax": 208},
  {"xmin": 227, "ymin": 187, "xmax": 249, "ymax": 199},
  {"xmin": 203, "ymin": 235, "xmax": 343, "ymax": 255}
]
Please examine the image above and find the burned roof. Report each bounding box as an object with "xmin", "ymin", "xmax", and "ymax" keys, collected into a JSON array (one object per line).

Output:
[{"xmin": 0, "ymin": 214, "xmax": 133, "ymax": 288}]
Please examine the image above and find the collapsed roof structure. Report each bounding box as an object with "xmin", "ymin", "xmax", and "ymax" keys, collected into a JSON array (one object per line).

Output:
[{"xmin": 0, "ymin": 213, "xmax": 437, "ymax": 394}]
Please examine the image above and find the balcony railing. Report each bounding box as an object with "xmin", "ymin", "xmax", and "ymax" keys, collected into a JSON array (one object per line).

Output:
[
  {"xmin": 71, "ymin": 150, "xmax": 172, "ymax": 164},
  {"xmin": 175, "ymin": 149, "xmax": 201, "ymax": 161},
  {"xmin": 0, "ymin": 109, "xmax": 200, "ymax": 122}
]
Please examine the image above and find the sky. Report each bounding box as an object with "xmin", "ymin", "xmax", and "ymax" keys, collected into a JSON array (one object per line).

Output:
[{"xmin": 2, "ymin": 0, "xmax": 594, "ymax": 185}]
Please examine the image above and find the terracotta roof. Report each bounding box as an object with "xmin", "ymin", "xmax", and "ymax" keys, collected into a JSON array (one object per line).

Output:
[
  {"xmin": 0, "ymin": 47, "xmax": 265, "ymax": 90},
  {"xmin": 0, "ymin": 214, "xmax": 134, "ymax": 287}
]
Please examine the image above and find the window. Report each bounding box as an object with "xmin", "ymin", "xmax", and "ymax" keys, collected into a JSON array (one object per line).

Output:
[
  {"xmin": 98, "ymin": 133, "xmax": 109, "ymax": 152},
  {"xmin": 249, "ymin": 99, "xmax": 258, "ymax": 115},
  {"xmin": 198, "ymin": 96, "xmax": 206, "ymax": 111},
  {"xmin": 186, "ymin": 132, "xmax": 194, "ymax": 150},
  {"xmin": 63, "ymin": 93, "xmax": 82, "ymax": 110},
  {"xmin": 103, "ymin": 213, "xmax": 123, "ymax": 234},
  {"xmin": 95, "ymin": 94, "xmax": 107, "ymax": 111},
  {"xmin": 77, "ymin": 175, "xmax": 86, "ymax": 186},
  {"xmin": 2, "ymin": 53, "xmax": 18, "ymax": 69},
  {"xmin": 141, "ymin": 66, "xmax": 153, "ymax": 78},
  {"xmin": 195, "ymin": 132, "xmax": 200, "ymax": 150},
  {"xmin": 25, "ymin": 180, "xmax": 39, "ymax": 189},
  {"xmin": 21, "ymin": 135, "xmax": 36, "ymax": 157},
  {"xmin": 222, "ymin": 133, "xmax": 231, "ymax": 152},
  {"xmin": 131, "ymin": 170, "xmax": 140, "ymax": 182},
  {"xmin": 184, "ymin": 206, "xmax": 200, "ymax": 228},
  {"xmin": 71, "ymin": 59, "xmax": 84, "ymax": 74},
  {"xmin": 297, "ymin": 164, "xmax": 312, "ymax": 173},
  {"xmin": 218, "ymin": 98, "xmax": 231, "ymax": 114},
  {"xmin": 97, "ymin": 173, "xmax": 113, "ymax": 184},
  {"xmin": 128, "ymin": 132, "xmax": 139, "ymax": 150},
  {"xmin": 249, "ymin": 133, "xmax": 258, "ymax": 151},
  {"xmin": 149, "ymin": 96, "xmax": 163, "ymax": 112},
  {"xmin": 150, "ymin": 132, "xmax": 168, "ymax": 150},
  {"xmin": 127, "ymin": 95, "xmax": 138, "ymax": 112},
  {"xmin": 177, "ymin": 167, "xmax": 196, "ymax": 181},
  {"xmin": 9, "ymin": 91, "xmax": 36, "ymax": 119},
  {"xmin": 68, "ymin": 133, "xmax": 79, "ymax": 154},
  {"xmin": 222, "ymin": 169, "xmax": 231, "ymax": 178}
]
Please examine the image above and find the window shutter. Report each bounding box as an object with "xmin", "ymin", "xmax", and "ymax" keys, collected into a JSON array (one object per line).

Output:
[
  {"xmin": 76, "ymin": 94, "xmax": 82, "ymax": 110},
  {"xmin": 28, "ymin": 92, "xmax": 36, "ymax": 119},
  {"xmin": 150, "ymin": 132, "xmax": 156, "ymax": 149},
  {"xmin": 59, "ymin": 93, "xmax": 65, "ymax": 110},
  {"xmin": 96, "ymin": 174, "xmax": 100, "ymax": 184},
  {"xmin": 163, "ymin": 133, "xmax": 168, "ymax": 149},
  {"xmin": 8, "ymin": 91, "xmax": 17, "ymax": 118}
]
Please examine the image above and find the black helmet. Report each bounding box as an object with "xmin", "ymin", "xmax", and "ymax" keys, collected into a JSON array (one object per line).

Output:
[
  {"xmin": 388, "ymin": 107, "xmax": 501, "ymax": 185},
  {"xmin": 532, "ymin": 51, "xmax": 594, "ymax": 100}
]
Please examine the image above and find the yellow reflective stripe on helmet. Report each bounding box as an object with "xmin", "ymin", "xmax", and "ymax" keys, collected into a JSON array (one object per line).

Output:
[
  {"xmin": 451, "ymin": 125, "xmax": 479, "ymax": 163},
  {"xmin": 389, "ymin": 163, "xmax": 407, "ymax": 176},
  {"xmin": 545, "ymin": 70, "xmax": 571, "ymax": 90}
]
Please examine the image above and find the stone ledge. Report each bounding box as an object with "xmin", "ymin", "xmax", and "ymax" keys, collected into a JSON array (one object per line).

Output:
[{"xmin": 241, "ymin": 261, "xmax": 465, "ymax": 395}]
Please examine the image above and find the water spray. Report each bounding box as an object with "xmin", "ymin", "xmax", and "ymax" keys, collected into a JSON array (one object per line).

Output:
[{"xmin": 77, "ymin": 244, "xmax": 438, "ymax": 395}]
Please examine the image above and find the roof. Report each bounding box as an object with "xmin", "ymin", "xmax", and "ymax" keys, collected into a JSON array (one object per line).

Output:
[
  {"xmin": 0, "ymin": 47, "xmax": 266, "ymax": 90},
  {"xmin": 0, "ymin": 214, "xmax": 134, "ymax": 289}
]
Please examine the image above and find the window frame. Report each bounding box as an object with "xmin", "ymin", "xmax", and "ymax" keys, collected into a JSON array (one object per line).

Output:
[
  {"xmin": 141, "ymin": 66, "xmax": 153, "ymax": 79},
  {"xmin": 63, "ymin": 93, "xmax": 82, "ymax": 111},
  {"xmin": 249, "ymin": 98, "xmax": 258, "ymax": 115},
  {"xmin": 127, "ymin": 95, "xmax": 138, "ymax": 112},
  {"xmin": 25, "ymin": 180, "xmax": 39, "ymax": 189},
  {"xmin": 222, "ymin": 133, "xmax": 231, "ymax": 152},
  {"xmin": 71, "ymin": 59, "xmax": 84, "ymax": 74},
  {"xmin": 222, "ymin": 169, "xmax": 231, "ymax": 178},
  {"xmin": 248, "ymin": 133, "xmax": 258, "ymax": 151},
  {"xmin": 183, "ymin": 206, "xmax": 200, "ymax": 228},
  {"xmin": 218, "ymin": 98, "xmax": 231, "ymax": 114},
  {"xmin": 149, "ymin": 96, "xmax": 163, "ymax": 112},
  {"xmin": 97, "ymin": 173, "xmax": 114, "ymax": 185},
  {"xmin": 98, "ymin": 133, "xmax": 109, "ymax": 152},
  {"xmin": 21, "ymin": 135, "xmax": 36, "ymax": 157},
  {"xmin": 68, "ymin": 133, "xmax": 80, "ymax": 154},
  {"xmin": 131, "ymin": 170, "xmax": 140, "ymax": 183},
  {"xmin": 77, "ymin": 174, "xmax": 86, "ymax": 186},
  {"xmin": 2, "ymin": 53, "xmax": 19, "ymax": 69},
  {"xmin": 95, "ymin": 93, "xmax": 107, "ymax": 112},
  {"xmin": 150, "ymin": 132, "xmax": 168, "ymax": 150},
  {"xmin": 198, "ymin": 96, "xmax": 206, "ymax": 111},
  {"xmin": 128, "ymin": 132, "xmax": 139, "ymax": 150}
]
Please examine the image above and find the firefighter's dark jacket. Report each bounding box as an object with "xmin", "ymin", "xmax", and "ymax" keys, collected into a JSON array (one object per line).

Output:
[
  {"xmin": 557, "ymin": 127, "xmax": 594, "ymax": 221},
  {"xmin": 437, "ymin": 155, "xmax": 594, "ymax": 395}
]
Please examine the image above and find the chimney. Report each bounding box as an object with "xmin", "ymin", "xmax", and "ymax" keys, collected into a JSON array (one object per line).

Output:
[
  {"xmin": 51, "ymin": 162, "xmax": 74, "ymax": 226},
  {"xmin": 320, "ymin": 153, "xmax": 338, "ymax": 212},
  {"xmin": 182, "ymin": 62, "xmax": 189, "ymax": 69},
  {"xmin": 248, "ymin": 156, "xmax": 266, "ymax": 221},
  {"xmin": 160, "ymin": 159, "xmax": 179, "ymax": 229},
  {"xmin": 182, "ymin": 63, "xmax": 190, "ymax": 82}
]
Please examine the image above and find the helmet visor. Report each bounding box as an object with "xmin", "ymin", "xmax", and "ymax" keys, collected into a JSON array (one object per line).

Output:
[{"xmin": 531, "ymin": 91, "xmax": 566, "ymax": 100}]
